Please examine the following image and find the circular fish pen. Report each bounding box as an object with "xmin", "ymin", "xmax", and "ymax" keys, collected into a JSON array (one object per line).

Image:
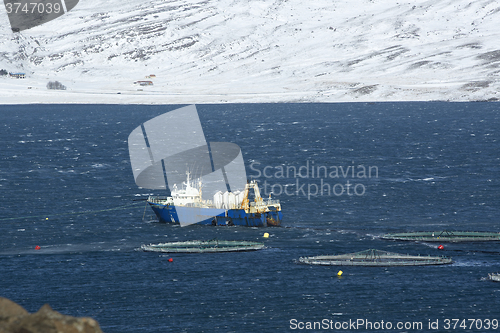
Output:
[
  {"xmin": 382, "ymin": 231, "xmax": 500, "ymax": 242},
  {"xmin": 141, "ymin": 239, "xmax": 265, "ymax": 253},
  {"xmin": 298, "ymin": 249, "xmax": 452, "ymax": 266},
  {"xmin": 488, "ymin": 273, "xmax": 500, "ymax": 282}
]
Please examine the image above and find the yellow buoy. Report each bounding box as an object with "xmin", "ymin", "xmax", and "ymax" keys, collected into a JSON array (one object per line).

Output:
[
  {"xmin": 263, "ymin": 233, "xmax": 269, "ymax": 238},
  {"xmin": 337, "ymin": 270, "xmax": 343, "ymax": 277}
]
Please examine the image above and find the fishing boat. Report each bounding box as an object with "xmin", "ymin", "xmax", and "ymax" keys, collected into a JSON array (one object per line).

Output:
[
  {"xmin": 147, "ymin": 172, "xmax": 282, "ymax": 227},
  {"xmin": 128, "ymin": 105, "xmax": 283, "ymax": 227},
  {"xmin": 141, "ymin": 239, "xmax": 265, "ymax": 253},
  {"xmin": 298, "ymin": 249, "xmax": 453, "ymax": 266}
]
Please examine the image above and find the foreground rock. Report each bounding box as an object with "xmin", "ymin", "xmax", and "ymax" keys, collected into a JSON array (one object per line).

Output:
[{"xmin": 0, "ymin": 297, "xmax": 103, "ymax": 333}]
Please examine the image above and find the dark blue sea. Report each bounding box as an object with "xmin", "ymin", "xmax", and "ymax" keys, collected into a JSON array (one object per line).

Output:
[{"xmin": 1, "ymin": 103, "xmax": 499, "ymax": 332}]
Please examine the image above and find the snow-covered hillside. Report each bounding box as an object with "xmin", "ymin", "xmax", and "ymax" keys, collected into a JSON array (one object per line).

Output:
[{"xmin": 1, "ymin": 0, "xmax": 500, "ymax": 104}]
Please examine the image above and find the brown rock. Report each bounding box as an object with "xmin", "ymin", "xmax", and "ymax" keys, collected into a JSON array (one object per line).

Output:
[
  {"xmin": 0, "ymin": 297, "xmax": 103, "ymax": 333},
  {"xmin": 0, "ymin": 297, "xmax": 30, "ymax": 332},
  {"xmin": 0, "ymin": 298, "xmax": 29, "ymax": 320}
]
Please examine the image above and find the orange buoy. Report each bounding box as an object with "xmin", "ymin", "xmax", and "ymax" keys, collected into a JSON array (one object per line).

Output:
[
  {"xmin": 35, "ymin": 245, "xmax": 41, "ymax": 250},
  {"xmin": 168, "ymin": 258, "xmax": 173, "ymax": 262},
  {"xmin": 438, "ymin": 245, "xmax": 444, "ymax": 250}
]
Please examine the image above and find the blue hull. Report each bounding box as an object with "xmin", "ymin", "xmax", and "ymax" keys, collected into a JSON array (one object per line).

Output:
[{"xmin": 148, "ymin": 203, "xmax": 283, "ymax": 227}]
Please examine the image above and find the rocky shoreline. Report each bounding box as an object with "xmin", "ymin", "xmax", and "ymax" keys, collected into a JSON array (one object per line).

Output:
[{"xmin": 0, "ymin": 297, "xmax": 102, "ymax": 333}]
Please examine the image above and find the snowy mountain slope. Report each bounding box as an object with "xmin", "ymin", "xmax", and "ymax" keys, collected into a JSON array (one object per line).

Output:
[{"xmin": 1, "ymin": 0, "xmax": 500, "ymax": 103}]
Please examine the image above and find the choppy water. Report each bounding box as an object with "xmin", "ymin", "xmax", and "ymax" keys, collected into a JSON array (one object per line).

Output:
[{"xmin": 1, "ymin": 103, "xmax": 500, "ymax": 332}]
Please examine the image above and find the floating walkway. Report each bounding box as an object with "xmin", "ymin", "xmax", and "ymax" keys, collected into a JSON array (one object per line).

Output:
[
  {"xmin": 298, "ymin": 249, "xmax": 452, "ymax": 266},
  {"xmin": 382, "ymin": 231, "xmax": 500, "ymax": 242},
  {"xmin": 141, "ymin": 239, "xmax": 265, "ymax": 253}
]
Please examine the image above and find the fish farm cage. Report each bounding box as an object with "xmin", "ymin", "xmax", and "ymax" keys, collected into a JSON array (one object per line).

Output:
[
  {"xmin": 489, "ymin": 273, "xmax": 500, "ymax": 282},
  {"xmin": 382, "ymin": 231, "xmax": 500, "ymax": 242},
  {"xmin": 140, "ymin": 239, "xmax": 265, "ymax": 253},
  {"xmin": 298, "ymin": 249, "xmax": 453, "ymax": 266}
]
